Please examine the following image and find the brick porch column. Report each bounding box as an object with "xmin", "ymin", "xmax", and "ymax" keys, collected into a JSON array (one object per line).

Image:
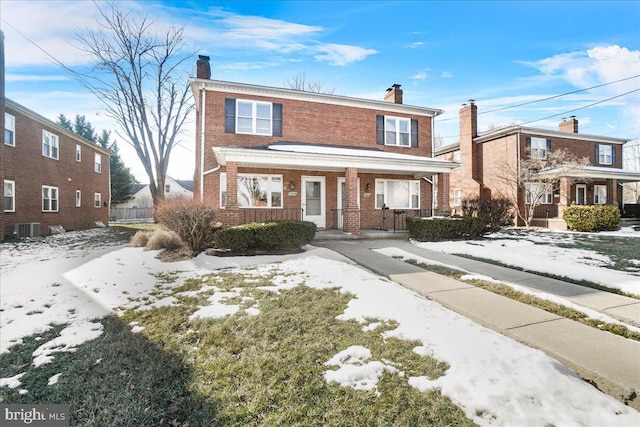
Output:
[
  {"xmin": 608, "ymin": 179, "xmax": 618, "ymax": 207},
  {"xmin": 557, "ymin": 177, "xmax": 570, "ymax": 219},
  {"xmin": 224, "ymin": 161, "xmax": 240, "ymax": 226},
  {"xmin": 437, "ymin": 173, "xmax": 451, "ymax": 215},
  {"xmin": 343, "ymin": 167, "xmax": 360, "ymax": 234}
]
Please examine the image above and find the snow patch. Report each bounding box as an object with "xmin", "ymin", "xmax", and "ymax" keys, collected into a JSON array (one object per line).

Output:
[{"xmin": 324, "ymin": 345, "xmax": 400, "ymax": 392}]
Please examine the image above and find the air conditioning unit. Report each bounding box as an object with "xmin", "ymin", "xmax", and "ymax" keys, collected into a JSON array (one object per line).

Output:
[{"xmin": 15, "ymin": 223, "xmax": 41, "ymax": 238}]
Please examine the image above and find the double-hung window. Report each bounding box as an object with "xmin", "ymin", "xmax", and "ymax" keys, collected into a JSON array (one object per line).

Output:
[
  {"xmin": 94, "ymin": 192, "xmax": 102, "ymax": 208},
  {"xmin": 375, "ymin": 179, "xmax": 420, "ymax": 209},
  {"xmin": 525, "ymin": 183, "xmax": 553, "ymax": 204},
  {"xmin": 453, "ymin": 189, "xmax": 462, "ymax": 207},
  {"xmin": 597, "ymin": 145, "xmax": 613, "ymax": 165},
  {"xmin": 42, "ymin": 185, "xmax": 59, "ymax": 212},
  {"xmin": 76, "ymin": 190, "xmax": 82, "ymax": 207},
  {"xmin": 384, "ymin": 116, "xmax": 411, "ymax": 147},
  {"xmin": 95, "ymin": 153, "xmax": 102, "ymax": 173},
  {"xmin": 529, "ymin": 137, "xmax": 549, "ymax": 159},
  {"xmin": 76, "ymin": 144, "xmax": 82, "ymax": 162},
  {"xmin": 236, "ymin": 100, "xmax": 272, "ymax": 135},
  {"xmin": 237, "ymin": 174, "xmax": 282, "ymax": 208},
  {"xmin": 42, "ymin": 130, "xmax": 59, "ymax": 159},
  {"xmin": 4, "ymin": 180, "xmax": 15, "ymax": 212},
  {"xmin": 5, "ymin": 113, "xmax": 15, "ymax": 146},
  {"xmin": 594, "ymin": 185, "xmax": 607, "ymax": 204}
]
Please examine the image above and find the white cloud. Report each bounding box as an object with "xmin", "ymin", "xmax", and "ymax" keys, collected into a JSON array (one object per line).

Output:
[
  {"xmin": 5, "ymin": 74, "xmax": 70, "ymax": 82},
  {"xmin": 313, "ymin": 43, "xmax": 378, "ymax": 66},
  {"xmin": 441, "ymin": 71, "xmax": 453, "ymax": 78},
  {"xmin": 412, "ymin": 69, "xmax": 430, "ymax": 80},
  {"xmin": 406, "ymin": 41, "xmax": 425, "ymax": 49}
]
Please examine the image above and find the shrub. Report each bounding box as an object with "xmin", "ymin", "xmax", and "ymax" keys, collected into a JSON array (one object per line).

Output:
[
  {"xmin": 130, "ymin": 230, "xmax": 153, "ymax": 247},
  {"xmin": 462, "ymin": 196, "xmax": 514, "ymax": 232},
  {"xmin": 154, "ymin": 197, "xmax": 221, "ymax": 254},
  {"xmin": 214, "ymin": 220, "xmax": 317, "ymax": 253},
  {"xmin": 145, "ymin": 229, "xmax": 183, "ymax": 251},
  {"xmin": 563, "ymin": 205, "xmax": 620, "ymax": 232},
  {"xmin": 406, "ymin": 216, "xmax": 488, "ymax": 241}
]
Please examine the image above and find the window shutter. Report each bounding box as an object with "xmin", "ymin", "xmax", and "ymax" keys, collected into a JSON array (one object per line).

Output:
[
  {"xmin": 546, "ymin": 139, "xmax": 551, "ymax": 150},
  {"xmin": 411, "ymin": 119, "xmax": 419, "ymax": 148},
  {"xmin": 595, "ymin": 145, "xmax": 599, "ymax": 164},
  {"xmin": 225, "ymin": 98, "xmax": 236, "ymax": 133},
  {"xmin": 272, "ymin": 103, "xmax": 283, "ymax": 137},
  {"xmin": 376, "ymin": 115, "xmax": 384, "ymax": 145},
  {"xmin": 612, "ymin": 146, "xmax": 616, "ymax": 165},
  {"xmin": 525, "ymin": 137, "xmax": 531, "ymax": 158}
]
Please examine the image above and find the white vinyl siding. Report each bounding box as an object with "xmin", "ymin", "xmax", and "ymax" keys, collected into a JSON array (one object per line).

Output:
[
  {"xmin": 42, "ymin": 185, "xmax": 59, "ymax": 212},
  {"xmin": 42, "ymin": 130, "xmax": 59, "ymax": 160},
  {"xmin": 375, "ymin": 179, "xmax": 420, "ymax": 209}
]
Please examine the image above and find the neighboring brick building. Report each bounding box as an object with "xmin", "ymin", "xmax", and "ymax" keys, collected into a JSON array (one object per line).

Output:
[
  {"xmin": 2, "ymin": 99, "xmax": 111, "ymax": 237},
  {"xmin": 190, "ymin": 56, "xmax": 457, "ymax": 234},
  {"xmin": 435, "ymin": 101, "xmax": 640, "ymax": 227}
]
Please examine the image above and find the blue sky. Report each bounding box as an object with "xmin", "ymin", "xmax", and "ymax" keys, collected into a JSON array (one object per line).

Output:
[{"xmin": 2, "ymin": 1, "xmax": 639, "ymax": 182}]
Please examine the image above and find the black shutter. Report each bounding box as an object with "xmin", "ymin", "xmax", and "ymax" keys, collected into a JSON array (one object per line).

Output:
[
  {"xmin": 272, "ymin": 103, "xmax": 283, "ymax": 137},
  {"xmin": 595, "ymin": 144, "xmax": 600, "ymax": 164},
  {"xmin": 411, "ymin": 119, "xmax": 419, "ymax": 148},
  {"xmin": 612, "ymin": 146, "xmax": 616, "ymax": 165},
  {"xmin": 376, "ymin": 115, "xmax": 384, "ymax": 145},
  {"xmin": 525, "ymin": 137, "xmax": 531, "ymax": 158},
  {"xmin": 546, "ymin": 139, "xmax": 551, "ymax": 150},
  {"xmin": 224, "ymin": 98, "xmax": 236, "ymax": 133}
]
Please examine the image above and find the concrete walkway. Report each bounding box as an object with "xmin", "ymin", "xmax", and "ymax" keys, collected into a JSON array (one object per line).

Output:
[{"xmin": 316, "ymin": 239, "xmax": 640, "ymax": 409}]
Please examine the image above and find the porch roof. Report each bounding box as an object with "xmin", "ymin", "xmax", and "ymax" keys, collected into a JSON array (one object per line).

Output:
[
  {"xmin": 212, "ymin": 144, "xmax": 459, "ymax": 178},
  {"xmin": 539, "ymin": 166, "xmax": 640, "ymax": 183}
]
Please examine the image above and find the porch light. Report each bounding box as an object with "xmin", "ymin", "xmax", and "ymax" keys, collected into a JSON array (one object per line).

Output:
[
  {"xmin": 289, "ymin": 181, "xmax": 296, "ymax": 190},
  {"xmin": 365, "ymin": 183, "xmax": 371, "ymax": 192}
]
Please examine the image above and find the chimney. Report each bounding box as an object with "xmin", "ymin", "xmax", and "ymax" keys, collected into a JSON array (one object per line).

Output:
[
  {"xmin": 559, "ymin": 116, "xmax": 578, "ymax": 133},
  {"xmin": 384, "ymin": 84, "xmax": 403, "ymax": 104},
  {"xmin": 460, "ymin": 99, "xmax": 478, "ymax": 139},
  {"xmin": 196, "ymin": 55, "xmax": 211, "ymax": 80}
]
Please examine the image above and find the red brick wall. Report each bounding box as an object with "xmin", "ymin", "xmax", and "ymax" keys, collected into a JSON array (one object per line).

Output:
[{"xmin": 3, "ymin": 104, "xmax": 110, "ymax": 236}]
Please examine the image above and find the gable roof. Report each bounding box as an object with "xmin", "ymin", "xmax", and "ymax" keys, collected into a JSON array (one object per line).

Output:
[
  {"xmin": 175, "ymin": 180, "xmax": 194, "ymax": 192},
  {"xmin": 474, "ymin": 125, "xmax": 629, "ymax": 145}
]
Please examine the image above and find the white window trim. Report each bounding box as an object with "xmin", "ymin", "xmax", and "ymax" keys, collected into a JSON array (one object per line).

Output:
[
  {"xmin": 598, "ymin": 145, "xmax": 613, "ymax": 165},
  {"xmin": 236, "ymin": 99, "xmax": 273, "ymax": 136},
  {"xmin": 237, "ymin": 173, "xmax": 283, "ymax": 209},
  {"xmin": 453, "ymin": 189, "xmax": 462, "ymax": 207},
  {"xmin": 220, "ymin": 173, "xmax": 227, "ymax": 209},
  {"xmin": 42, "ymin": 130, "xmax": 59, "ymax": 160},
  {"xmin": 76, "ymin": 190, "xmax": 82, "ymax": 207},
  {"xmin": 525, "ymin": 183, "xmax": 553, "ymax": 205},
  {"xmin": 384, "ymin": 115, "xmax": 411, "ymax": 147},
  {"xmin": 5, "ymin": 113, "xmax": 15, "ymax": 147},
  {"xmin": 94, "ymin": 192, "xmax": 102, "ymax": 208},
  {"xmin": 4, "ymin": 180, "xmax": 15, "ymax": 212},
  {"xmin": 76, "ymin": 144, "xmax": 82, "ymax": 162},
  {"xmin": 530, "ymin": 137, "xmax": 548, "ymax": 159},
  {"xmin": 375, "ymin": 178, "xmax": 420, "ymax": 209},
  {"xmin": 42, "ymin": 185, "xmax": 59, "ymax": 212},
  {"xmin": 575, "ymin": 184, "xmax": 587, "ymax": 205},
  {"xmin": 594, "ymin": 185, "xmax": 607, "ymax": 205},
  {"xmin": 95, "ymin": 153, "xmax": 102, "ymax": 173}
]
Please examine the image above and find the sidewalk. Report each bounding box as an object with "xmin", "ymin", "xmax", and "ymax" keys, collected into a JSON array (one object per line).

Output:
[{"xmin": 316, "ymin": 239, "xmax": 640, "ymax": 409}]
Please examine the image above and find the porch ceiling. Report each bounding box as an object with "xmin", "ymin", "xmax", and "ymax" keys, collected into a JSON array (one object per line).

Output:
[
  {"xmin": 212, "ymin": 145, "xmax": 459, "ymax": 178},
  {"xmin": 537, "ymin": 166, "xmax": 640, "ymax": 183}
]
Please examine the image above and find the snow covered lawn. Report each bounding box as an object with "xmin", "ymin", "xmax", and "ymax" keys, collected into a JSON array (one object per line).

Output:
[{"xmin": 1, "ymin": 229, "xmax": 639, "ymax": 425}]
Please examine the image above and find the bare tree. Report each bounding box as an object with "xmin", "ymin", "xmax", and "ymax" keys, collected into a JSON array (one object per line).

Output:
[
  {"xmin": 494, "ymin": 149, "xmax": 590, "ymax": 226},
  {"xmin": 283, "ymin": 71, "xmax": 335, "ymax": 94},
  {"xmin": 73, "ymin": 2, "xmax": 194, "ymax": 205},
  {"xmin": 623, "ymin": 137, "xmax": 640, "ymax": 203}
]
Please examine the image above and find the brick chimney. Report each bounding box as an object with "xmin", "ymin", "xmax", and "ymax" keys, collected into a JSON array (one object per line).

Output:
[
  {"xmin": 384, "ymin": 84, "xmax": 403, "ymax": 104},
  {"xmin": 196, "ymin": 55, "xmax": 211, "ymax": 80},
  {"xmin": 559, "ymin": 116, "xmax": 578, "ymax": 133},
  {"xmin": 459, "ymin": 99, "xmax": 482, "ymax": 193}
]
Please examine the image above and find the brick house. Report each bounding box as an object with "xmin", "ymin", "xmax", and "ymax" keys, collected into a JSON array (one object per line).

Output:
[
  {"xmin": 435, "ymin": 101, "xmax": 640, "ymax": 227},
  {"xmin": 190, "ymin": 56, "xmax": 457, "ymax": 234},
  {"xmin": 2, "ymin": 99, "xmax": 111, "ymax": 237}
]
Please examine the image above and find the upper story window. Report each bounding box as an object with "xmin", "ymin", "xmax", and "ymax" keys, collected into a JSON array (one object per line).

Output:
[
  {"xmin": 225, "ymin": 98, "xmax": 283, "ymax": 137},
  {"xmin": 95, "ymin": 153, "xmax": 102, "ymax": 173},
  {"xmin": 5, "ymin": 113, "xmax": 15, "ymax": 147},
  {"xmin": 42, "ymin": 185, "xmax": 59, "ymax": 212},
  {"xmin": 597, "ymin": 145, "xmax": 613, "ymax": 165},
  {"xmin": 42, "ymin": 130, "xmax": 59, "ymax": 160},
  {"xmin": 4, "ymin": 180, "xmax": 15, "ymax": 212},
  {"xmin": 375, "ymin": 179, "xmax": 420, "ymax": 209},
  {"xmin": 165, "ymin": 184, "xmax": 171, "ymax": 193},
  {"xmin": 376, "ymin": 115, "xmax": 418, "ymax": 148},
  {"xmin": 528, "ymin": 137, "xmax": 549, "ymax": 159},
  {"xmin": 76, "ymin": 144, "xmax": 82, "ymax": 162}
]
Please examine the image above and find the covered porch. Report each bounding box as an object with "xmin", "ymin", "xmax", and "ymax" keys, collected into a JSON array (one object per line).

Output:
[{"xmin": 212, "ymin": 143, "xmax": 458, "ymax": 234}]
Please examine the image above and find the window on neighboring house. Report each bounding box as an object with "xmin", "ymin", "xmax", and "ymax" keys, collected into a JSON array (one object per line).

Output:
[
  {"xmin": 453, "ymin": 189, "xmax": 462, "ymax": 207},
  {"xmin": 525, "ymin": 183, "xmax": 553, "ymax": 204},
  {"xmin": 237, "ymin": 174, "xmax": 283, "ymax": 208},
  {"xmin": 433, "ymin": 189, "xmax": 438, "ymax": 209},
  {"xmin": 594, "ymin": 185, "xmax": 607, "ymax": 204},
  {"xmin": 42, "ymin": 130, "xmax": 59, "ymax": 159},
  {"xmin": 377, "ymin": 115, "xmax": 418, "ymax": 148},
  {"xmin": 5, "ymin": 113, "xmax": 15, "ymax": 146},
  {"xmin": 597, "ymin": 145, "xmax": 613, "ymax": 165},
  {"xmin": 76, "ymin": 144, "xmax": 82, "ymax": 162},
  {"xmin": 453, "ymin": 151, "xmax": 461, "ymax": 163},
  {"xmin": 76, "ymin": 190, "xmax": 81, "ymax": 207},
  {"xmin": 220, "ymin": 173, "xmax": 227, "ymax": 208},
  {"xmin": 94, "ymin": 192, "xmax": 102, "ymax": 208},
  {"xmin": 528, "ymin": 137, "xmax": 549, "ymax": 159},
  {"xmin": 95, "ymin": 153, "xmax": 102, "ymax": 173},
  {"xmin": 165, "ymin": 184, "xmax": 171, "ymax": 193},
  {"xmin": 42, "ymin": 185, "xmax": 59, "ymax": 212},
  {"xmin": 385, "ymin": 116, "xmax": 411, "ymax": 147},
  {"xmin": 236, "ymin": 100, "xmax": 272, "ymax": 135},
  {"xmin": 4, "ymin": 180, "xmax": 15, "ymax": 212},
  {"xmin": 375, "ymin": 179, "xmax": 420, "ymax": 209}
]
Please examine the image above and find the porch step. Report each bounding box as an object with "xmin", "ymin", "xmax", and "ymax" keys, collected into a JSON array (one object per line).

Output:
[{"xmin": 313, "ymin": 230, "xmax": 409, "ymax": 241}]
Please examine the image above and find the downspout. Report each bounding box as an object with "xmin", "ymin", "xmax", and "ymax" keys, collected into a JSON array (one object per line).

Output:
[
  {"xmin": 430, "ymin": 114, "xmax": 437, "ymax": 215},
  {"xmin": 516, "ymin": 129, "xmax": 521, "ymax": 223},
  {"xmin": 199, "ymin": 83, "xmax": 206, "ymax": 202}
]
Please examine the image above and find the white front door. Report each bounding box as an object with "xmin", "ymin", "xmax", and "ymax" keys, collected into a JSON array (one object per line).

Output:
[
  {"xmin": 337, "ymin": 177, "xmax": 360, "ymax": 230},
  {"xmin": 302, "ymin": 176, "xmax": 326, "ymax": 229},
  {"xmin": 576, "ymin": 184, "xmax": 587, "ymax": 205}
]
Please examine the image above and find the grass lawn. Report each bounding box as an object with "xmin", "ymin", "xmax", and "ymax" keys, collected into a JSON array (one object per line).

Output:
[{"xmin": 0, "ymin": 271, "xmax": 475, "ymax": 426}]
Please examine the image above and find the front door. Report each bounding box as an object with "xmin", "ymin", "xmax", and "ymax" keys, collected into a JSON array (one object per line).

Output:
[
  {"xmin": 302, "ymin": 176, "xmax": 326, "ymax": 229},
  {"xmin": 576, "ymin": 184, "xmax": 587, "ymax": 205}
]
